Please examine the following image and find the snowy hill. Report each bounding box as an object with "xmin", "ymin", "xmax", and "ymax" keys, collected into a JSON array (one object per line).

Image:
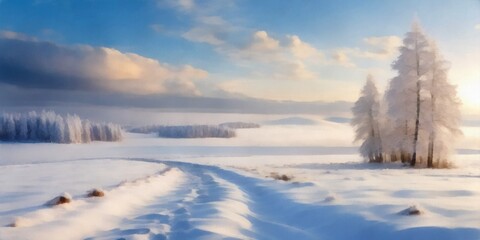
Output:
[{"xmin": 264, "ymin": 117, "xmax": 318, "ymax": 125}]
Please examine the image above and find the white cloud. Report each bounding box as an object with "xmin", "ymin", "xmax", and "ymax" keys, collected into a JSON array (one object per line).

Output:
[
  {"xmin": 274, "ymin": 61, "xmax": 316, "ymax": 80},
  {"xmin": 360, "ymin": 35, "xmax": 402, "ymax": 59},
  {"xmin": 217, "ymin": 80, "xmax": 249, "ymax": 95},
  {"xmin": 65, "ymin": 46, "xmax": 209, "ymax": 95},
  {"xmin": 182, "ymin": 16, "xmax": 229, "ymax": 45},
  {"xmin": 475, "ymin": 24, "xmax": 480, "ymax": 31},
  {"xmin": 178, "ymin": 0, "xmax": 195, "ymax": 11},
  {"xmin": 249, "ymin": 31, "xmax": 280, "ymax": 52},
  {"xmin": 164, "ymin": 0, "xmax": 234, "ymax": 45},
  {"xmin": 161, "ymin": 0, "xmax": 319, "ymax": 82},
  {"xmin": 331, "ymin": 50, "xmax": 356, "ymax": 67},
  {"xmin": 225, "ymin": 31, "xmax": 280, "ymax": 61},
  {"xmin": 329, "ymin": 35, "xmax": 401, "ymax": 67},
  {"xmin": 160, "ymin": 0, "xmax": 195, "ymax": 12},
  {"xmin": 222, "ymin": 31, "xmax": 320, "ymax": 81},
  {"xmin": 287, "ymin": 35, "xmax": 322, "ymax": 59},
  {"xmin": 0, "ymin": 30, "xmax": 37, "ymax": 41},
  {"xmin": 183, "ymin": 27, "xmax": 224, "ymax": 45},
  {"xmin": 83, "ymin": 47, "xmax": 208, "ymax": 95},
  {"xmin": 150, "ymin": 24, "xmax": 164, "ymax": 33}
]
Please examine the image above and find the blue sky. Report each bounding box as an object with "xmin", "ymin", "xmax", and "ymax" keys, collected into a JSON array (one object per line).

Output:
[{"xmin": 0, "ymin": 0, "xmax": 479, "ymax": 113}]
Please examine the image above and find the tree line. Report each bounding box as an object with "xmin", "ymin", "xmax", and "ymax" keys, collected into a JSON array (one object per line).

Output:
[
  {"xmin": 0, "ymin": 111, "xmax": 123, "ymax": 143},
  {"xmin": 157, "ymin": 125, "xmax": 236, "ymax": 138},
  {"xmin": 128, "ymin": 122, "xmax": 260, "ymax": 138},
  {"xmin": 351, "ymin": 22, "xmax": 462, "ymax": 168}
]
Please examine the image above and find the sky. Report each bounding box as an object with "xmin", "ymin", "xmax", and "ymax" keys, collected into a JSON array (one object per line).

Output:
[{"xmin": 0, "ymin": 0, "xmax": 479, "ymax": 116}]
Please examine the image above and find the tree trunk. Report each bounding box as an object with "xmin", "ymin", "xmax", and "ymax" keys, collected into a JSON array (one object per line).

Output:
[
  {"xmin": 391, "ymin": 152, "xmax": 397, "ymax": 162},
  {"xmin": 368, "ymin": 108, "xmax": 383, "ymax": 163},
  {"xmin": 411, "ymin": 35, "xmax": 421, "ymax": 167},
  {"xmin": 401, "ymin": 151, "xmax": 407, "ymax": 163},
  {"xmin": 401, "ymin": 121, "xmax": 409, "ymax": 164},
  {"xmin": 427, "ymin": 135, "xmax": 434, "ymax": 168},
  {"xmin": 411, "ymin": 79, "xmax": 421, "ymax": 167},
  {"xmin": 427, "ymin": 61, "xmax": 437, "ymax": 168},
  {"xmin": 377, "ymin": 153, "xmax": 384, "ymax": 163},
  {"xmin": 427, "ymin": 94, "xmax": 435, "ymax": 168},
  {"xmin": 375, "ymin": 121, "xmax": 383, "ymax": 163}
]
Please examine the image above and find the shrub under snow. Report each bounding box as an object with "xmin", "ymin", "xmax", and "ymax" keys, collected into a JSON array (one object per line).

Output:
[
  {"xmin": 0, "ymin": 111, "xmax": 123, "ymax": 143},
  {"xmin": 157, "ymin": 125, "xmax": 236, "ymax": 138}
]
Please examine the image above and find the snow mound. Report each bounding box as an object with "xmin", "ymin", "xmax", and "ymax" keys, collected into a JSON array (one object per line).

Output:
[
  {"xmin": 86, "ymin": 188, "xmax": 105, "ymax": 197},
  {"xmin": 45, "ymin": 192, "xmax": 72, "ymax": 206},
  {"xmin": 399, "ymin": 205, "xmax": 423, "ymax": 216},
  {"xmin": 269, "ymin": 172, "xmax": 293, "ymax": 181},
  {"xmin": 323, "ymin": 193, "xmax": 337, "ymax": 203}
]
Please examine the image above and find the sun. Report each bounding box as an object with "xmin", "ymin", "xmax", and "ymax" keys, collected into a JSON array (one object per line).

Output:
[{"xmin": 458, "ymin": 81, "xmax": 480, "ymax": 112}]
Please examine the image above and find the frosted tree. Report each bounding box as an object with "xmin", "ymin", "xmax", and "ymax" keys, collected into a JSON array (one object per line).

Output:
[
  {"xmin": 27, "ymin": 111, "xmax": 38, "ymax": 140},
  {"xmin": 384, "ymin": 20, "xmax": 462, "ymax": 168},
  {"xmin": 52, "ymin": 115, "xmax": 65, "ymax": 143},
  {"xmin": 81, "ymin": 120, "xmax": 92, "ymax": 143},
  {"xmin": 71, "ymin": 115, "xmax": 83, "ymax": 143},
  {"xmin": 423, "ymin": 42, "xmax": 462, "ymax": 167},
  {"xmin": 17, "ymin": 115, "xmax": 28, "ymax": 141},
  {"xmin": 386, "ymin": 21, "xmax": 432, "ymax": 166},
  {"xmin": 37, "ymin": 112, "xmax": 49, "ymax": 141},
  {"xmin": 4, "ymin": 114, "xmax": 16, "ymax": 140},
  {"xmin": 157, "ymin": 125, "xmax": 236, "ymax": 138},
  {"xmin": 0, "ymin": 111, "xmax": 123, "ymax": 143},
  {"xmin": 351, "ymin": 75, "xmax": 383, "ymax": 162}
]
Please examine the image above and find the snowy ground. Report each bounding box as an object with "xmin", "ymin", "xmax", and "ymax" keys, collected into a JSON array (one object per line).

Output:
[{"xmin": 0, "ymin": 124, "xmax": 479, "ymax": 240}]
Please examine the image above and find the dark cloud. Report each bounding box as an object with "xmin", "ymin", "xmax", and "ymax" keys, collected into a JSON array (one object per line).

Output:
[
  {"xmin": 0, "ymin": 31, "xmax": 352, "ymax": 116},
  {"xmin": 0, "ymin": 33, "xmax": 207, "ymax": 95},
  {"xmin": 0, "ymin": 40, "xmax": 97, "ymax": 90},
  {"xmin": 0, "ymin": 83, "xmax": 352, "ymax": 115}
]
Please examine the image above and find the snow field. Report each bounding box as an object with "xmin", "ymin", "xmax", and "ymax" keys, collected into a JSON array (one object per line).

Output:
[
  {"xmin": 0, "ymin": 124, "xmax": 479, "ymax": 240},
  {"xmin": 0, "ymin": 161, "xmax": 186, "ymax": 240}
]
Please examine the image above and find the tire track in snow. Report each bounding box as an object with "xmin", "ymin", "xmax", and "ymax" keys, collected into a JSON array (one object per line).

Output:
[
  {"xmin": 4, "ymin": 158, "xmax": 479, "ymax": 240},
  {"xmin": 88, "ymin": 160, "xmax": 318, "ymax": 239},
  {"xmin": 169, "ymin": 162, "xmax": 318, "ymax": 240},
  {"xmin": 127, "ymin": 160, "xmax": 480, "ymax": 240},
  {"xmin": 88, "ymin": 163, "xmax": 254, "ymax": 239},
  {"xmin": 0, "ymin": 167, "xmax": 186, "ymax": 240}
]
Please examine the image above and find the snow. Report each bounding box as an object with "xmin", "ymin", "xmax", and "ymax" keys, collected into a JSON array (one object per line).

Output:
[
  {"xmin": 0, "ymin": 161, "xmax": 185, "ymax": 240},
  {"xmin": 264, "ymin": 116, "xmax": 318, "ymax": 125},
  {"xmin": 0, "ymin": 123, "xmax": 479, "ymax": 239}
]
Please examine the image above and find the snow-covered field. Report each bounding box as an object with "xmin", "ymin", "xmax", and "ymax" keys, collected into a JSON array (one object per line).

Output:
[{"xmin": 1, "ymin": 123, "xmax": 479, "ymax": 240}]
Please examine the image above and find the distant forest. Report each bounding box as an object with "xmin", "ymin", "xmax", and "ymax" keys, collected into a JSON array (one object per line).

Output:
[
  {"xmin": 129, "ymin": 122, "xmax": 259, "ymax": 138},
  {"xmin": 0, "ymin": 111, "xmax": 123, "ymax": 143}
]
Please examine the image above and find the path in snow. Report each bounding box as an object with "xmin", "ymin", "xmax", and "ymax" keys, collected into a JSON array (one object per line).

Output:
[
  {"xmin": 2, "ymin": 159, "xmax": 479, "ymax": 240},
  {"xmin": 88, "ymin": 159, "xmax": 480, "ymax": 240}
]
